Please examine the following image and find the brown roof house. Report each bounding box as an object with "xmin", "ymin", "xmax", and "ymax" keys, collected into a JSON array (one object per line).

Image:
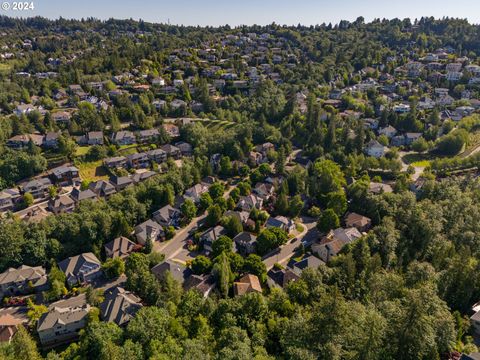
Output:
[
  {"xmin": 312, "ymin": 227, "xmax": 362, "ymax": 262},
  {"xmin": 58, "ymin": 252, "xmax": 102, "ymax": 286},
  {"xmin": 99, "ymin": 287, "xmax": 142, "ymax": 327},
  {"xmin": 344, "ymin": 212, "xmax": 372, "ymax": 232},
  {"xmin": 134, "ymin": 219, "xmax": 164, "ymax": 245},
  {"xmin": 48, "ymin": 195, "xmax": 75, "ymax": 215},
  {"xmin": 233, "ymin": 274, "xmax": 262, "ymax": 296},
  {"xmin": 0, "ymin": 265, "xmax": 48, "ymax": 298},
  {"xmin": 0, "ymin": 313, "xmax": 24, "ymax": 343},
  {"xmin": 104, "ymin": 237, "xmax": 137, "ymax": 259}
]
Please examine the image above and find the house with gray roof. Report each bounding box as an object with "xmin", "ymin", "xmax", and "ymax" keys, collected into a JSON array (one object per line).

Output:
[
  {"xmin": 104, "ymin": 156, "xmax": 127, "ymax": 169},
  {"xmin": 89, "ymin": 180, "xmax": 116, "ymax": 198},
  {"xmin": 69, "ymin": 188, "xmax": 97, "ymax": 204},
  {"xmin": 146, "ymin": 148, "xmax": 167, "ymax": 163},
  {"xmin": 48, "ymin": 195, "xmax": 75, "ymax": 215},
  {"xmin": 49, "ymin": 166, "xmax": 80, "ymax": 186},
  {"xmin": 111, "ymin": 131, "xmax": 136, "ymax": 145},
  {"xmin": 104, "ymin": 237, "xmax": 137, "ymax": 259},
  {"xmin": 58, "ymin": 252, "xmax": 102, "ymax": 286},
  {"xmin": 99, "ymin": 287, "xmax": 142, "ymax": 327},
  {"xmin": 151, "ymin": 260, "xmax": 192, "ymax": 286},
  {"xmin": 110, "ymin": 176, "xmax": 133, "ymax": 191},
  {"xmin": 0, "ymin": 188, "xmax": 21, "ymax": 213},
  {"xmin": 233, "ymin": 232, "xmax": 257, "ymax": 255},
  {"xmin": 134, "ymin": 219, "xmax": 164, "ymax": 245},
  {"xmin": 152, "ymin": 205, "xmax": 181, "ymax": 227},
  {"xmin": 23, "ymin": 178, "xmax": 52, "ymax": 199},
  {"xmin": 0, "ymin": 265, "xmax": 48, "ymax": 298}
]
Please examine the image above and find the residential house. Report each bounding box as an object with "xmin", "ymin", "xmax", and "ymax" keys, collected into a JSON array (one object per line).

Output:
[
  {"xmin": 23, "ymin": 178, "xmax": 52, "ymax": 199},
  {"xmin": 160, "ymin": 144, "xmax": 181, "ymax": 159},
  {"xmin": 146, "ymin": 149, "xmax": 167, "ymax": 164},
  {"xmin": 255, "ymin": 142, "xmax": 275, "ymax": 156},
  {"xmin": 265, "ymin": 216, "xmax": 295, "ymax": 233},
  {"xmin": 104, "ymin": 237, "xmax": 137, "ymax": 259},
  {"xmin": 0, "ymin": 313, "xmax": 24, "ymax": 343},
  {"xmin": 237, "ymin": 194, "xmax": 263, "ymax": 212},
  {"xmin": 13, "ymin": 104, "xmax": 35, "ymax": 116},
  {"xmin": 48, "ymin": 196, "xmax": 75, "ymax": 215},
  {"xmin": 233, "ymin": 274, "xmax": 262, "ymax": 296},
  {"xmin": 152, "ymin": 205, "xmax": 181, "ymax": 227},
  {"xmin": 89, "ymin": 180, "xmax": 117, "ymax": 198},
  {"xmin": 249, "ymin": 151, "xmax": 264, "ymax": 165},
  {"xmin": 104, "ymin": 156, "xmax": 127, "ymax": 169},
  {"xmin": 365, "ymin": 139, "xmax": 387, "ymax": 158},
  {"xmin": 58, "ymin": 253, "xmax": 102, "ymax": 286},
  {"xmin": 37, "ymin": 295, "xmax": 90, "ymax": 348},
  {"xmin": 162, "ymin": 123, "xmax": 180, "ymax": 137},
  {"xmin": 151, "ymin": 260, "xmax": 192, "ymax": 286},
  {"xmin": 135, "ymin": 219, "xmax": 164, "ymax": 245},
  {"xmin": 43, "ymin": 132, "xmax": 60, "ymax": 148},
  {"xmin": 69, "ymin": 188, "xmax": 97, "ymax": 204},
  {"xmin": 201, "ymin": 225, "xmax": 227, "ymax": 253},
  {"xmin": 233, "ymin": 232, "xmax": 257, "ymax": 255},
  {"xmin": 100, "ymin": 287, "xmax": 142, "ymax": 327},
  {"xmin": 312, "ymin": 227, "xmax": 362, "ymax": 262},
  {"xmin": 253, "ymin": 182, "xmax": 275, "ymax": 200},
  {"xmin": 368, "ymin": 182, "xmax": 393, "ymax": 194},
  {"xmin": 50, "ymin": 166, "xmax": 80, "ymax": 186},
  {"xmin": 131, "ymin": 171, "xmax": 156, "ymax": 184},
  {"xmin": 0, "ymin": 265, "xmax": 48, "ymax": 298},
  {"xmin": 289, "ymin": 255, "xmax": 325, "ymax": 276},
  {"xmin": 7, "ymin": 134, "xmax": 44, "ymax": 149},
  {"xmin": 344, "ymin": 212, "xmax": 372, "ymax": 232},
  {"xmin": 378, "ymin": 125, "xmax": 397, "ymax": 138},
  {"xmin": 405, "ymin": 132, "xmax": 422, "ymax": 145},
  {"xmin": 224, "ymin": 210, "xmax": 250, "ymax": 226},
  {"xmin": 267, "ymin": 268, "xmax": 300, "ymax": 289},
  {"xmin": 52, "ymin": 111, "xmax": 72, "ymax": 124},
  {"xmin": 126, "ymin": 153, "xmax": 150, "ymax": 169},
  {"xmin": 110, "ymin": 176, "xmax": 133, "ymax": 191},
  {"xmin": 137, "ymin": 129, "xmax": 159, "ymax": 143},
  {"xmin": 111, "ymin": 131, "xmax": 136, "ymax": 145},
  {"xmin": 184, "ymin": 183, "xmax": 209, "ymax": 203},
  {"xmin": 0, "ymin": 188, "xmax": 21, "ymax": 213},
  {"xmin": 86, "ymin": 131, "xmax": 104, "ymax": 145},
  {"xmin": 174, "ymin": 141, "xmax": 193, "ymax": 156},
  {"xmin": 470, "ymin": 301, "xmax": 480, "ymax": 336}
]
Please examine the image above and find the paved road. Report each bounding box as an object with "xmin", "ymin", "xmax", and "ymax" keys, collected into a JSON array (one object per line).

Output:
[
  {"xmin": 262, "ymin": 216, "xmax": 318, "ymax": 270},
  {"xmin": 399, "ymin": 151, "xmax": 425, "ymax": 181}
]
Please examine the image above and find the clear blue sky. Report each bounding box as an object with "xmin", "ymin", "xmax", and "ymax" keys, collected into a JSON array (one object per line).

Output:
[{"xmin": 11, "ymin": 0, "xmax": 480, "ymax": 26}]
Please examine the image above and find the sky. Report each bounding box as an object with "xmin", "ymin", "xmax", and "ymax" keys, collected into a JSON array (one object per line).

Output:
[{"xmin": 6, "ymin": 0, "xmax": 480, "ymax": 26}]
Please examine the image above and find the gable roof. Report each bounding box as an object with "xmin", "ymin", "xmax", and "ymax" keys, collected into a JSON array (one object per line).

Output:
[
  {"xmin": 100, "ymin": 287, "xmax": 142, "ymax": 326},
  {"xmin": 233, "ymin": 274, "xmax": 262, "ymax": 296},
  {"xmin": 58, "ymin": 252, "xmax": 100, "ymax": 279},
  {"xmin": 104, "ymin": 237, "xmax": 136, "ymax": 259}
]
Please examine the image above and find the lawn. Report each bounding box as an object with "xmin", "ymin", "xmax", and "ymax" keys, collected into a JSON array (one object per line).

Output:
[
  {"xmin": 75, "ymin": 146, "xmax": 91, "ymax": 157},
  {"xmin": 77, "ymin": 160, "xmax": 110, "ymax": 182}
]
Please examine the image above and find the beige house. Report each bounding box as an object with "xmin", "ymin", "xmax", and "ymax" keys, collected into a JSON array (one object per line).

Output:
[{"xmin": 0, "ymin": 265, "xmax": 48, "ymax": 298}]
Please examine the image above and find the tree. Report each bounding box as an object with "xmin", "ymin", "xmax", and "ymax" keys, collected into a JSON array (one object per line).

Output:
[
  {"xmin": 310, "ymin": 159, "xmax": 346, "ymax": 204},
  {"xmin": 26, "ymin": 298, "xmax": 48, "ymax": 324},
  {"xmin": 213, "ymin": 252, "xmax": 231, "ymax": 298},
  {"xmin": 326, "ymin": 190, "xmax": 347, "ymax": 216},
  {"xmin": 102, "ymin": 257, "xmax": 125, "ymax": 279},
  {"xmin": 256, "ymin": 228, "xmax": 287, "ymax": 256},
  {"xmin": 144, "ymin": 237, "xmax": 153, "ymax": 254},
  {"xmin": 199, "ymin": 192, "xmax": 213, "ymax": 210},
  {"xmin": 212, "ymin": 235, "xmax": 233, "ymax": 258},
  {"xmin": 275, "ymin": 192, "xmax": 289, "ymax": 215},
  {"xmin": 289, "ymin": 195, "xmax": 304, "ymax": 218},
  {"xmin": 317, "ymin": 208, "xmax": 340, "ymax": 233},
  {"xmin": 411, "ymin": 137, "xmax": 428, "ymax": 152},
  {"xmin": 190, "ymin": 255, "xmax": 212, "ymax": 275},
  {"xmin": 9, "ymin": 326, "xmax": 42, "ymax": 360},
  {"xmin": 206, "ymin": 204, "xmax": 223, "ymax": 227},
  {"xmin": 22, "ymin": 192, "xmax": 34, "ymax": 208},
  {"xmin": 209, "ymin": 182, "xmax": 225, "ymax": 200},
  {"xmin": 243, "ymin": 254, "xmax": 267, "ymax": 282},
  {"xmin": 85, "ymin": 286, "xmax": 105, "ymax": 307},
  {"xmin": 48, "ymin": 186, "xmax": 58, "ymax": 199},
  {"xmin": 223, "ymin": 215, "xmax": 243, "ymax": 237},
  {"xmin": 181, "ymin": 199, "xmax": 197, "ymax": 223}
]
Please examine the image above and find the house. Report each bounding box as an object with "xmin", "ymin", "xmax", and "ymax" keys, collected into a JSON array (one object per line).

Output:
[
  {"xmin": 86, "ymin": 131, "xmax": 104, "ymax": 145},
  {"xmin": 368, "ymin": 182, "xmax": 393, "ymax": 194},
  {"xmin": 126, "ymin": 153, "xmax": 150, "ymax": 169},
  {"xmin": 312, "ymin": 227, "xmax": 362, "ymax": 262},
  {"xmin": 48, "ymin": 196, "xmax": 75, "ymax": 215},
  {"xmin": 255, "ymin": 142, "xmax": 275, "ymax": 156},
  {"xmin": 13, "ymin": 104, "xmax": 35, "ymax": 116},
  {"xmin": 249, "ymin": 151, "xmax": 264, "ymax": 165},
  {"xmin": 152, "ymin": 260, "xmax": 192, "ymax": 286},
  {"xmin": 174, "ymin": 141, "xmax": 193, "ymax": 156},
  {"xmin": 0, "ymin": 265, "xmax": 48, "ymax": 298},
  {"xmin": 253, "ymin": 182, "xmax": 275, "ymax": 200},
  {"xmin": 184, "ymin": 183, "xmax": 209, "ymax": 203},
  {"xmin": 44, "ymin": 132, "xmax": 60, "ymax": 148},
  {"xmin": 160, "ymin": 144, "xmax": 181, "ymax": 158},
  {"xmin": 104, "ymin": 236, "xmax": 137, "ymax": 259},
  {"xmin": 237, "ymin": 194, "xmax": 263, "ymax": 212},
  {"xmin": 58, "ymin": 252, "xmax": 102, "ymax": 286},
  {"xmin": 89, "ymin": 180, "xmax": 117, "ymax": 198},
  {"xmin": 51, "ymin": 111, "xmax": 72, "ymax": 124},
  {"xmin": 49, "ymin": 166, "xmax": 80, "ymax": 186},
  {"xmin": 110, "ymin": 176, "xmax": 133, "ymax": 191},
  {"xmin": 233, "ymin": 232, "xmax": 257, "ymax": 255},
  {"xmin": 69, "ymin": 188, "xmax": 97, "ymax": 204},
  {"xmin": 100, "ymin": 287, "xmax": 142, "ymax": 327},
  {"xmin": 152, "ymin": 205, "xmax": 181, "ymax": 227},
  {"xmin": 162, "ymin": 123, "xmax": 180, "ymax": 137},
  {"xmin": 365, "ymin": 140, "xmax": 387, "ymax": 158},
  {"xmin": 104, "ymin": 156, "xmax": 127, "ymax": 169},
  {"xmin": 111, "ymin": 131, "xmax": 136, "ymax": 145},
  {"xmin": 146, "ymin": 149, "xmax": 167, "ymax": 164},
  {"xmin": 224, "ymin": 210, "xmax": 250, "ymax": 226},
  {"xmin": 289, "ymin": 255, "xmax": 325, "ymax": 276},
  {"xmin": 23, "ymin": 178, "xmax": 52, "ymax": 199},
  {"xmin": 37, "ymin": 295, "xmax": 90, "ymax": 348},
  {"xmin": 233, "ymin": 274, "xmax": 262, "ymax": 296},
  {"xmin": 378, "ymin": 125, "xmax": 397, "ymax": 138},
  {"xmin": 405, "ymin": 132, "xmax": 422, "ymax": 145},
  {"xmin": 266, "ymin": 216, "xmax": 295, "ymax": 233},
  {"xmin": 135, "ymin": 219, "xmax": 164, "ymax": 245},
  {"xmin": 0, "ymin": 188, "xmax": 21, "ymax": 213},
  {"xmin": 7, "ymin": 134, "xmax": 44, "ymax": 149},
  {"xmin": 0, "ymin": 313, "xmax": 24, "ymax": 343},
  {"xmin": 137, "ymin": 129, "xmax": 159, "ymax": 143},
  {"xmin": 131, "ymin": 170, "xmax": 156, "ymax": 184},
  {"xmin": 470, "ymin": 301, "xmax": 480, "ymax": 336},
  {"xmin": 200, "ymin": 225, "xmax": 227, "ymax": 252},
  {"xmin": 267, "ymin": 268, "xmax": 300, "ymax": 289},
  {"xmin": 460, "ymin": 353, "xmax": 480, "ymax": 360},
  {"xmin": 184, "ymin": 274, "xmax": 216, "ymax": 298},
  {"xmin": 344, "ymin": 212, "xmax": 372, "ymax": 232}
]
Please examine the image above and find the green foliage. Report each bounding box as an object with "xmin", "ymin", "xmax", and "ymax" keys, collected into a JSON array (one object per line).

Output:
[
  {"xmin": 317, "ymin": 208, "xmax": 340, "ymax": 233},
  {"xmin": 190, "ymin": 255, "xmax": 212, "ymax": 275},
  {"xmin": 102, "ymin": 257, "xmax": 125, "ymax": 279}
]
